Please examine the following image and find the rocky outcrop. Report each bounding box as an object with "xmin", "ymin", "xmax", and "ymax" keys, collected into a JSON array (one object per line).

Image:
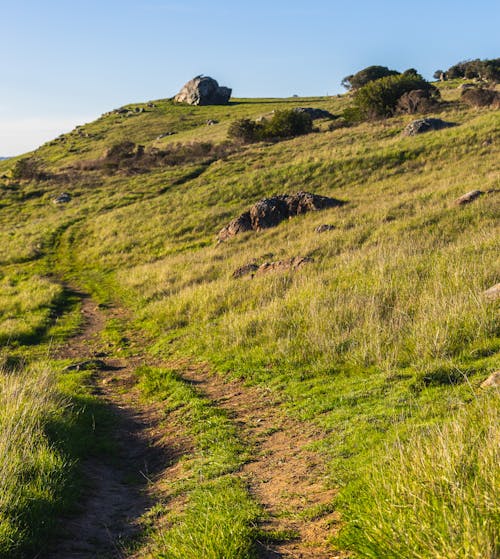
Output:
[
  {"xmin": 218, "ymin": 191, "xmax": 345, "ymax": 242},
  {"xmin": 461, "ymin": 87, "xmax": 500, "ymax": 108},
  {"xmin": 233, "ymin": 256, "xmax": 313, "ymax": 278},
  {"xmin": 294, "ymin": 107, "xmax": 334, "ymax": 120},
  {"xmin": 454, "ymin": 190, "xmax": 484, "ymax": 205},
  {"xmin": 174, "ymin": 76, "xmax": 231, "ymax": 106},
  {"xmin": 396, "ymin": 89, "xmax": 439, "ymax": 114},
  {"xmin": 402, "ymin": 118, "xmax": 455, "ymax": 136}
]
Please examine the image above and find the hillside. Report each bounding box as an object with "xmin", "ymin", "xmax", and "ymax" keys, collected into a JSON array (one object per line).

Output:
[{"xmin": 0, "ymin": 81, "xmax": 498, "ymax": 558}]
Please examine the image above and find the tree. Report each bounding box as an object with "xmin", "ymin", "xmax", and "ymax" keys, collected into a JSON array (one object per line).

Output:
[
  {"xmin": 341, "ymin": 65, "xmax": 400, "ymax": 90},
  {"xmin": 353, "ymin": 72, "xmax": 437, "ymax": 118}
]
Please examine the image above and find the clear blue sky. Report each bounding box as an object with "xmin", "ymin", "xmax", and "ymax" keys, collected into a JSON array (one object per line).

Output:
[{"xmin": 1, "ymin": 0, "xmax": 499, "ymax": 155}]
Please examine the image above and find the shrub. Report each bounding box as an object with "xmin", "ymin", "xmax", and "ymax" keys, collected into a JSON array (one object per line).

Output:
[
  {"xmin": 445, "ymin": 58, "xmax": 500, "ymax": 83},
  {"xmin": 227, "ymin": 119, "xmax": 258, "ymax": 143},
  {"xmin": 228, "ymin": 110, "xmax": 313, "ymax": 143},
  {"xmin": 354, "ymin": 72, "xmax": 437, "ymax": 118},
  {"xmin": 10, "ymin": 158, "xmax": 48, "ymax": 181},
  {"xmin": 259, "ymin": 109, "xmax": 313, "ymax": 139},
  {"xmin": 341, "ymin": 65, "xmax": 400, "ymax": 90}
]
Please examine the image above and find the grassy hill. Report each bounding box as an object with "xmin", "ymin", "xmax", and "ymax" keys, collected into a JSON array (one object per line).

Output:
[{"xmin": 0, "ymin": 82, "xmax": 498, "ymax": 558}]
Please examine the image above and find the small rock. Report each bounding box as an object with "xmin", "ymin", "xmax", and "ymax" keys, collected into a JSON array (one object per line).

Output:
[
  {"xmin": 483, "ymin": 283, "xmax": 500, "ymax": 301},
  {"xmin": 480, "ymin": 371, "xmax": 500, "ymax": 388},
  {"xmin": 156, "ymin": 132, "xmax": 176, "ymax": 139},
  {"xmin": 255, "ymin": 256, "xmax": 313, "ymax": 276},
  {"xmin": 233, "ymin": 257, "xmax": 313, "ymax": 278},
  {"xmin": 232, "ymin": 262, "xmax": 259, "ymax": 279},
  {"xmin": 53, "ymin": 192, "xmax": 71, "ymax": 204},
  {"xmin": 454, "ymin": 190, "xmax": 484, "ymax": 205},
  {"xmin": 402, "ymin": 118, "xmax": 456, "ymax": 136},
  {"xmin": 315, "ymin": 224, "xmax": 336, "ymax": 233},
  {"xmin": 63, "ymin": 359, "xmax": 107, "ymax": 372}
]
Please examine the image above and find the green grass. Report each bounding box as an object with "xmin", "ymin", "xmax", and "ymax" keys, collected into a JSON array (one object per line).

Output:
[
  {"xmin": 0, "ymin": 361, "xmax": 114, "ymax": 558},
  {"xmin": 137, "ymin": 366, "xmax": 260, "ymax": 558},
  {"xmin": 338, "ymin": 392, "xmax": 499, "ymax": 558},
  {"xmin": 0, "ymin": 82, "xmax": 498, "ymax": 556}
]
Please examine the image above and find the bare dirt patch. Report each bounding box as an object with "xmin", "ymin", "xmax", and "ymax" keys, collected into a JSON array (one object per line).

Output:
[
  {"xmin": 44, "ymin": 291, "xmax": 189, "ymax": 559},
  {"xmin": 180, "ymin": 365, "xmax": 345, "ymax": 559}
]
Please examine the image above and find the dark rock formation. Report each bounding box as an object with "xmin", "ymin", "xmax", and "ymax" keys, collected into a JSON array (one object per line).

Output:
[
  {"xmin": 396, "ymin": 89, "xmax": 439, "ymax": 114},
  {"xmin": 218, "ymin": 191, "xmax": 345, "ymax": 242},
  {"xmin": 461, "ymin": 87, "xmax": 500, "ymax": 108},
  {"xmin": 174, "ymin": 76, "xmax": 231, "ymax": 106},
  {"xmin": 402, "ymin": 118, "xmax": 456, "ymax": 136},
  {"xmin": 293, "ymin": 107, "xmax": 334, "ymax": 120}
]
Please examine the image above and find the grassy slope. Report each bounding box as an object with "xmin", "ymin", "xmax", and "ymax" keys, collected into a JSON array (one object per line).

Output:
[{"xmin": 0, "ymin": 84, "xmax": 498, "ymax": 557}]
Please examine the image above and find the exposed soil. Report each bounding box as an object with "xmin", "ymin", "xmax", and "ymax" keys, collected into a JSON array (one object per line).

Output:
[
  {"xmin": 181, "ymin": 365, "xmax": 344, "ymax": 559},
  {"xmin": 43, "ymin": 291, "xmax": 189, "ymax": 559},
  {"xmin": 45, "ymin": 289, "xmax": 343, "ymax": 558}
]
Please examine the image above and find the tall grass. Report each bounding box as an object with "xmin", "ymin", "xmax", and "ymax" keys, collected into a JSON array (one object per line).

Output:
[
  {"xmin": 0, "ymin": 364, "xmax": 67, "ymax": 557},
  {"xmin": 340, "ymin": 392, "xmax": 499, "ymax": 558}
]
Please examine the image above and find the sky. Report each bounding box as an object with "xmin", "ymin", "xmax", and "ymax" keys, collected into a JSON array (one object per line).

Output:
[{"xmin": 1, "ymin": 0, "xmax": 499, "ymax": 155}]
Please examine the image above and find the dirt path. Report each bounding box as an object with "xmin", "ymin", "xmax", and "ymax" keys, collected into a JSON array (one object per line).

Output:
[
  {"xmin": 44, "ymin": 291, "xmax": 188, "ymax": 559},
  {"xmin": 180, "ymin": 366, "xmax": 343, "ymax": 559},
  {"xmin": 45, "ymin": 288, "xmax": 342, "ymax": 558}
]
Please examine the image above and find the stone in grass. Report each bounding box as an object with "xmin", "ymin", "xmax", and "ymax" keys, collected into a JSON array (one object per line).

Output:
[
  {"xmin": 63, "ymin": 359, "xmax": 107, "ymax": 372},
  {"xmin": 218, "ymin": 191, "xmax": 345, "ymax": 242},
  {"xmin": 315, "ymin": 224, "xmax": 336, "ymax": 233},
  {"xmin": 233, "ymin": 256, "xmax": 313, "ymax": 278},
  {"xmin": 454, "ymin": 190, "xmax": 484, "ymax": 205},
  {"xmin": 480, "ymin": 371, "xmax": 500, "ymax": 388},
  {"xmin": 53, "ymin": 192, "xmax": 71, "ymax": 204},
  {"xmin": 483, "ymin": 283, "xmax": 500, "ymax": 301},
  {"xmin": 402, "ymin": 118, "xmax": 455, "ymax": 136}
]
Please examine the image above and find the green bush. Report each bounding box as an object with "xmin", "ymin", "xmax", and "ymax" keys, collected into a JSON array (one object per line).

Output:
[
  {"xmin": 228, "ymin": 110, "xmax": 312, "ymax": 143},
  {"xmin": 341, "ymin": 65, "xmax": 400, "ymax": 90},
  {"xmin": 445, "ymin": 58, "xmax": 500, "ymax": 83},
  {"xmin": 353, "ymin": 73, "xmax": 437, "ymax": 118},
  {"xmin": 227, "ymin": 118, "xmax": 258, "ymax": 143}
]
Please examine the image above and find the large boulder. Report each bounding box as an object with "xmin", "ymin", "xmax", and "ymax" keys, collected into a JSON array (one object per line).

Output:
[
  {"xmin": 218, "ymin": 191, "xmax": 345, "ymax": 242},
  {"xmin": 402, "ymin": 118, "xmax": 455, "ymax": 136},
  {"xmin": 396, "ymin": 89, "xmax": 439, "ymax": 114},
  {"xmin": 461, "ymin": 87, "xmax": 500, "ymax": 108},
  {"xmin": 174, "ymin": 76, "xmax": 231, "ymax": 106}
]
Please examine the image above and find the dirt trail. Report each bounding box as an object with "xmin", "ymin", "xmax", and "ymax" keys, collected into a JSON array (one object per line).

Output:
[
  {"xmin": 45, "ymin": 288, "xmax": 342, "ymax": 558},
  {"xmin": 181, "ymin": 366, "xmax": 343, "ymax": 559},
  {"xmin": 44, "ymin": 291, "xmax": 188, "ymax": 559}
]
